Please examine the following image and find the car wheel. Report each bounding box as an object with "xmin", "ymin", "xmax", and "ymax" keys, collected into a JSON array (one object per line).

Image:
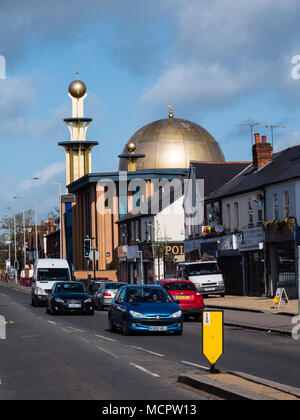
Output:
[
  {"xmin": 88, "ymin": 310, "xmax": 94, "ymax": 316},
  {"xmin": 122, "ymin": 319, "xmax": 130, "ymax": 336},
  {"xmin": 174, "ymin": 330, "xmax": 183, "ymax": 336},
  {"xmin": 108, "ymin": 315, "xmax": 116, "ymax": 332},
  {"xmin": 31, "ymin": 296, "xmax": 35, "ymax": 307}
]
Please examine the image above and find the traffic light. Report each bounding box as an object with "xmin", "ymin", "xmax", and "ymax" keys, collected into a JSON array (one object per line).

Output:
[{"xmin": 83, "ymin": 238, "xmax": 91, "ymax": 258}]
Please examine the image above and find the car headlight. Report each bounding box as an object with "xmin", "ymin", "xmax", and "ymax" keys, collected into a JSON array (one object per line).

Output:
[
  {"xmin": 170, "ymin": 310, "xmax": 182, "ymax": 318},
  {"xmin": 83, "ymin": 298, "xmax": 92, "ymax": 303},
  {"xmin": 35, "ymin": 287, "xmax": 46, "ymax": 295},
  {"xmin": 130, "ymin": 310, "xmax": 145, "ymax": 318},
  {"xmin": 55, "ymin": 298, "xmax": 65, "ymax": 303}
]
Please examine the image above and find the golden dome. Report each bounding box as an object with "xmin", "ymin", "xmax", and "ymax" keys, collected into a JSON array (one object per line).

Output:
[
  {"xmin": 68, "ymin": 80, "xmax": 87, "ymax": 99},
  {"xmin": 119, "ymin": 118, "xmax": 225, "ymax": 170}
]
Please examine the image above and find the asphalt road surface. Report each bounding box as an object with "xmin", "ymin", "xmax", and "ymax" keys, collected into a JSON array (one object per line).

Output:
[{"xmin": 0, "ymin": 284, "xmax": 300, "ymax": 400}]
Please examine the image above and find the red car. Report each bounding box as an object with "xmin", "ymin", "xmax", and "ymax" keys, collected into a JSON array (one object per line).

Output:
[{"xmin": 155, "ymin": 279, "xmax": 204, "ymax": 321}]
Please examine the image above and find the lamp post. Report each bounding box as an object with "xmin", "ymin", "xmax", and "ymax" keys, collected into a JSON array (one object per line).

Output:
[
  {"xmin": 31, "ymin": 178, "xmax": 62, "ymax": 259},
  {"xmin": 12, "ymin": 196, "xmax": 38, "ymax": 261}
]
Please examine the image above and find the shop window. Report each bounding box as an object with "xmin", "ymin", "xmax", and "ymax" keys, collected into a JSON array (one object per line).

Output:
[{"xmin": 277, "ymin": 242, "xmax": 296, "ymax": 286}]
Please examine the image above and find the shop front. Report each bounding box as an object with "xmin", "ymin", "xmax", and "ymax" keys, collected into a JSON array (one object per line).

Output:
[
  {"xmin": 265, "ymin": 223, "xmax": 297, "ymax": 298},
  {"xmin": 239, "ymin": 227, "xmax": 265, "ymax": 297}
]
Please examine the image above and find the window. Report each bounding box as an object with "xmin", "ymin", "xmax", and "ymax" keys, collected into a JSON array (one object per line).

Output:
[
  {"xmin": 257, "ymin": 200, "xmax": 263, "ymax": 224},
  {"xmin": 226, "ymin": 204, "xmax": 231, "ymax": 230},
  {"xmin": 273, "ymin": 193, "xmax": 279, "ymax": 220},
  {"xmin": 234, "ymin": 202, "xmax": 239, "ymax": 229},
  {"xmin": 284, "ymin": 191, "xmax": 290, "ymax": 218},
  {"xmin": 248, "ymin": 199, "xmax": 254, "ymax": 226}
]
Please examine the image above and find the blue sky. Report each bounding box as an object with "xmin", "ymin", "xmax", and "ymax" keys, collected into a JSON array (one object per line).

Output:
[{"xmin": 1, "ymin": 0, "xmax": 300, "ymax": 220}]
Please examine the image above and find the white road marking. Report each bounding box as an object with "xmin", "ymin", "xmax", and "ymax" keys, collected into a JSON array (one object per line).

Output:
[
  {"xmin": 47, "ymin": 321, "xmax": 56, "ymax": 325},
  {"xmin": 180, "ymin": 360, "xmax": 209, "ymax": 370},
  {"xmin": 129, "ymin": 363, "xmax": 160, "ymax": 378},
  {"xmin": 69, "ymin": 327, "xmax": 85, "ymax": 333},
  {"xmin": 77, "ymin": 336, "xmax": 90, "ymax": 344},
  {"xmin": 130, "ymin": 345, "xmax": 164, "ymax": 358},
  {"xmin": 60, "ymin": 327, "xmax": 70, "ymax": 333},
  {"xmin": 97, "ymin": 346, "xmax": 119, "ymax": 358},
  {"xmin": 94, "ymin": 334, "xmax": 117, "ymax": 342}
]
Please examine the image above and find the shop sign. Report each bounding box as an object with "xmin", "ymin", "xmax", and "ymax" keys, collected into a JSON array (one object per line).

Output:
[{"xmin": 165, "ymin": 244, "xmax": 184, "ymax": 256}]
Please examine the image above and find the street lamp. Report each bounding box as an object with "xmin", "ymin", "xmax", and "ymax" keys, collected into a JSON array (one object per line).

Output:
[
  {"xmin": 12, "ymin": 196, "xmax": 38, "ymax": 261},
  {"xmin": 31, "ymin": 177, "xmax": 62, "ymax": 259}
]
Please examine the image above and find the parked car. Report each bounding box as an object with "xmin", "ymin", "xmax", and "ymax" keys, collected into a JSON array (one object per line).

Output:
[
  {"xmin": 94, "ymin": 281, "xmax": 127, "ymax": 310},
  {"xmin": 155, "ymin": 279, "xmax": 203, "ymax": 321},
  {"xmin": 31, "ymin": 259, "xmax": 72, "ymax": 307},
  {"xmin": 177, "ymin": 261, "xmax": 225, "ymax": 297},
  {"xmin": 46, "ymin": 281, "xmax": 95, "ymax": 315},
  {"xmin": 108, "ymin": 285, "xmax": 183, "ymax": 335}
]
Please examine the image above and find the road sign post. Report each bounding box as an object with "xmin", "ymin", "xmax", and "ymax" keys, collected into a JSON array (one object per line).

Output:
[
  {"xmin": 202, "ymin": 310, "xmax": 224, "ymax": 373},
  {"xmin": 89, "ymin": 248, "xmax": 99, "ymax": 281}
]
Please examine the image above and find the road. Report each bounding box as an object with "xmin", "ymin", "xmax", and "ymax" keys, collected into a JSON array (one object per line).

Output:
[{"xmin": 0, "ymin": 284, "xmax": 300, "ymax": 400}]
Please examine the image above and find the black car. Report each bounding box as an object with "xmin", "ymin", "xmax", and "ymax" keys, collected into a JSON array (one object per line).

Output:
[{"xmin": 46, "ymin": 281, "xmax": 95, "ymax": 315}]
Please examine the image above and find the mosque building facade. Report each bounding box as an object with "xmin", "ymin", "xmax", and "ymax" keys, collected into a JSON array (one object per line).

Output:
[{"xmin": 57, "ymin": 78, "xmax": 226, "ymax": 282}]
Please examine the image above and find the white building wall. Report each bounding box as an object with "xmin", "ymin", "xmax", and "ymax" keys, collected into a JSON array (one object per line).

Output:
[
  {"xmin": 154, "ymin": 196, "xmax": 185, "ymax": 242},
  {"xmin": 265, "ymin": 180, "xmax": 296, "ymax": 221},
  {"xmin": 222, "ymin": 190, "xmax": 264, "ymax": 231}
]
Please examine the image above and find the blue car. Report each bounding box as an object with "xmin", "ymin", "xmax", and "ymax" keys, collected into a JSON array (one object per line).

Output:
[{"xmin": 108, "ymin": 285, "xmax": 183, "ymax": 335}]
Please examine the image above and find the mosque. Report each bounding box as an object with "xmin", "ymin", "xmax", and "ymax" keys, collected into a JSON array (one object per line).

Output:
[{"xmin": 57, "ymin": 77, "xmax": 226, "ymax": 282}]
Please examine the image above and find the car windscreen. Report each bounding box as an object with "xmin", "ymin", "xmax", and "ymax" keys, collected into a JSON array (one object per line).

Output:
[
  {"xmin": 126, "ymin": 287, "xmax": 173, "ymax": 303},
  {"xmin": 55, "ymin": 283, "xmax": 86, "ymax": 293},
  {"xmin": 186, "ymin": 263, "xmax": 220, "ymax": 276},
  {"xmin": 164, "ymin": 282, "xmax": 196, "ymax": 291},
  {"xmin": 105, "ymin": 283, "xmax": 126, "ymax": 290},
  {"xmin": 38, "ymin": 268, "xmax": 70, "ymax": 282}
]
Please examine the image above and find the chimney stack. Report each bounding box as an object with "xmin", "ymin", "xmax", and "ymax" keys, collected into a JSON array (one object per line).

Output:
[{"xmin": 252, "ymin": 133, "xmax": 273, "ymax": 170}]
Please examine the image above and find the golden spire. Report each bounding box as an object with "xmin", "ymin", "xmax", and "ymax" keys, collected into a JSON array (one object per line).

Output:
[{"xmin": 168, "ymin": 104, "xmax": 174, "ymax": 119}]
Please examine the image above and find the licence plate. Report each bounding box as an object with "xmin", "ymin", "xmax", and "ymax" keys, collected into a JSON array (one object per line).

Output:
[
  {"xmin": 149, "ymin": 326, "xmax": 168, "ymax": 332},
  {"xmin": 176, "ymin": 295, "xmax": 190, "ymax": 300},
  {"xmin": 204, "ymin": 287, "xmax": 216, "ymax": 292},
  {"xmin": 68, "ymin": 304, "xmax": 81, "ymax": 308}
]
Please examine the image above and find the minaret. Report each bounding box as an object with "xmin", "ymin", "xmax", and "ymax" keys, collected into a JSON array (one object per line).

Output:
[{"xmin": 58, "ymin": 77, "xmax": 98, "ymax": 192}]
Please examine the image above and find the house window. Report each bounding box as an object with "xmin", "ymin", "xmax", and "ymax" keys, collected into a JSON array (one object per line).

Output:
[
  {"xmin": 284, "ymin": 191, "xmax": 290, "ymax": 218},
  {"xmin": 248, "ymin": 199, "xmax": 254, "ymax": 226},
  {"xmin": 234, "ymin": 202, "xmax": 239, "ymax": 229},
  {"xmin": 206, "ymin": 203, "xmax": 212, "ymax": 225},
  {"xmin": 226, "ymin": 204, "xmax": 231, "ymax": 230},
  {"xmin": 257, "ymin": 200, "xmax": 263, "ymax": 224},
  {"xmin": 273, "ymin": 193, "xmax": 279, "ymax": 220}
]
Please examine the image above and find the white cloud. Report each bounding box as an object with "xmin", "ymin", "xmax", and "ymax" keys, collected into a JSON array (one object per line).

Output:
[
  {"xmin": 21, "ymin": 161, "xmax": 65, "ymax": 191},
  {"xmin": 140, "ymin": 0, "xmax": 300, "ymax": 110}
]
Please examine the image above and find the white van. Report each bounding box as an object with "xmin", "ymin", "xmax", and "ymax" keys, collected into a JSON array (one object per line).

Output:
[
  {"xmin": 177, "ymin": 261, "xmax": 225, "ymax": 297},
  {"xmin": 31, "ymin": 259, "xmax": 72, "ymax": 307}
]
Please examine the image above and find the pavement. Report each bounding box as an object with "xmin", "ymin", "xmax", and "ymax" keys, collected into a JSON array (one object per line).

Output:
[{"xmin": 204, "ymin": 295, "xmax": 298, "ymax": 336}]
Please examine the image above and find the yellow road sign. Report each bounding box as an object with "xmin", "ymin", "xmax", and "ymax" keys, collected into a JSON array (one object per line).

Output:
[{"xmin": 202, "ymin": 310, "xmax": 224, "ymax": 368}]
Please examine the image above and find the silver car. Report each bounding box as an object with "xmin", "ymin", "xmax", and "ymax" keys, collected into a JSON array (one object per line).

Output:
[{"xmin": 94, "ymin": 282, "xmax": 127, "ymax": 311}]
